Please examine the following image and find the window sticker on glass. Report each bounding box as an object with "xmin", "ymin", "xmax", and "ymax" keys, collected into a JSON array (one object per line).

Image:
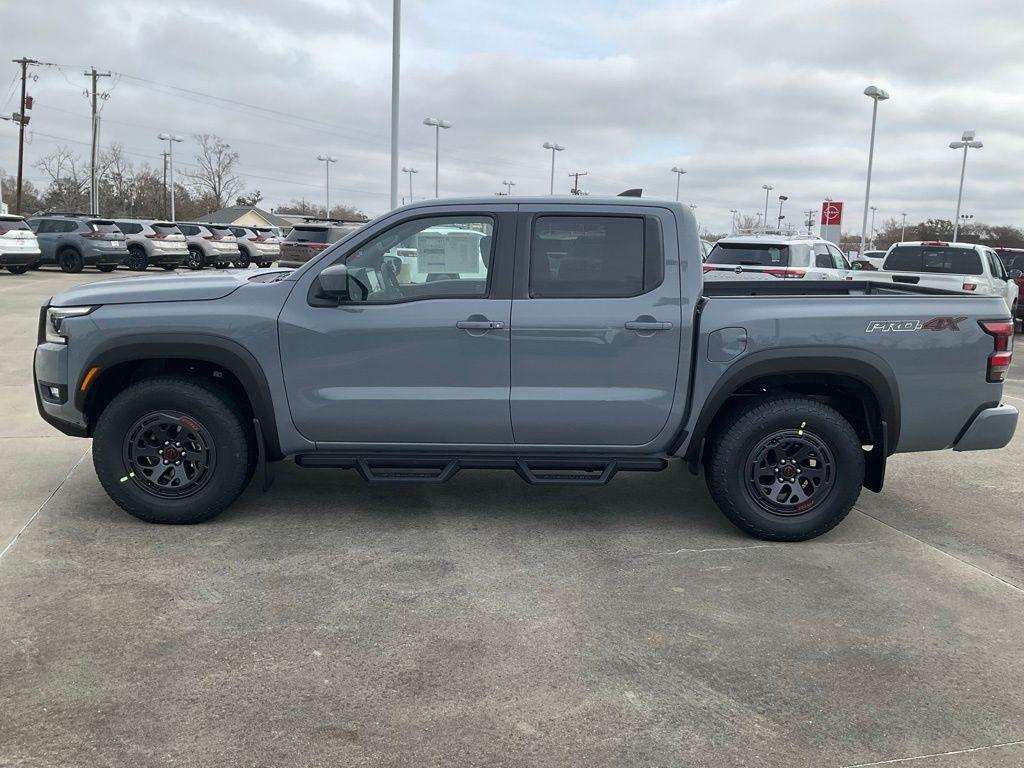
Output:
[{"xmin": 415, "ymin": 229, "xmax": 483, "ymax": 274}]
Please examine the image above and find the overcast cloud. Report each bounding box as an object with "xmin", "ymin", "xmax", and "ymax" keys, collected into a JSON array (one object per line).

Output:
[{"xmin": 2, "ymin": 0, "xmax": 1022, "ymax": 233}]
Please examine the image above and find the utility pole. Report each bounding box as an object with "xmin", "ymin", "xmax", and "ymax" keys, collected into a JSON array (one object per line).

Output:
[
  {"xmin": 12, "ymin": 58, "xmax": 38, "ymax": 214},
  {"xmin": 84, "ymin": 67, "xmax": 111, "ymax": 216},
  {"xmin": 389, "ymin": 0, "xmax": 400, "ymax": 210},
  {"xmin": 803, "ymin": 209, "xmax": 816, "ymax": 234},
  {"xmin": 568, "ymin": 170, "xmax": 588, "ymax": 195}
]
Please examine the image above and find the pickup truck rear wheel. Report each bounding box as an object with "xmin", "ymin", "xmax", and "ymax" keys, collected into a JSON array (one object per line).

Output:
[
  {"xmin": 93, "ymin": 375, "xmax": 253, "ymax": 524},
  {"xmin": 705, "ymin": 397, "xmax": 864, "ymax": 541}
]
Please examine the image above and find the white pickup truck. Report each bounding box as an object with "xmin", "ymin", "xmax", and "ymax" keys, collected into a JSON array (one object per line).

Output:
[{"xmin": 868, "ymin": 241, "xmax": 1021, "ymax": 315}]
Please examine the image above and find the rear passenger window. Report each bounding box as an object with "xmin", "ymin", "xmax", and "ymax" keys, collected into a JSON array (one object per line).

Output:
[
  {"xmin": 813, "ymin": 244, "xmax": 833, "ymax": 269},
  {"xmin": 530, "ymin": 216, "xmax": 654, "ymax": 298}
]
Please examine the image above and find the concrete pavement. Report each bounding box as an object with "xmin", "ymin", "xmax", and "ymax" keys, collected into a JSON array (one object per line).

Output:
[{"xmin": 2, "ymin": 267, "xmax": 1023, "ymax": 767}]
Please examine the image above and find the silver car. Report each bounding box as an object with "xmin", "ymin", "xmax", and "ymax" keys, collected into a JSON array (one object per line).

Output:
[
  {"xmin": 26, "ymin": 213, "xmax": 127, "ymax": 273},
  {"xmin": 0, "ymin": 214, "xmax": 42, "ymax": 274},
  {"xmin": 228, "ymin": 225, "xmax": 280, "ymax": 269},
  {"xmin": 113, "ymin": 219, "xmax": 188, "ymax": 271},
  {"xmin": 176, "ymin": 222, "xmax": 239, "ymax": 270}
]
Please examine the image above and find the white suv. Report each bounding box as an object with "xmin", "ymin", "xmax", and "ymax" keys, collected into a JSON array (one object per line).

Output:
[
  {"xmin": 876, "ymin": 241, "xmax": 1020, "ymax": 314},
  {"xmin": 703, "ymin": 233, "xmax": 852, "ymax": 281}
]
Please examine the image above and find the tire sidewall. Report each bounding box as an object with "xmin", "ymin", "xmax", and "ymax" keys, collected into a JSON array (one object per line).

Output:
[
  {"xmin": 186, "ymin": 247, "xmax": 204, "ymax": 270},
  {"xmin": 93, "ymin": 379, "xmax": 250, "ymax": 523},
  {"xmin": 127, "ymin": 246, "xmax": 148, "ymax": 271},
  {"xmin": 710, "ymin": 399, "xmax": 864, "ymax": 540}
]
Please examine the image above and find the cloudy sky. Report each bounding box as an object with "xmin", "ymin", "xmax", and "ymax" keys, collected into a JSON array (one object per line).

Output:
[{"xmin": 1, "ymin": 0, "xmax": 1022, "ymax": 234}]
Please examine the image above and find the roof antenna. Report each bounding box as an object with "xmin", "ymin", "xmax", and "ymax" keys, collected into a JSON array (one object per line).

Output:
[{"xmin": 617, "ymin": 188, "xmax": 642, "ymax": 198}]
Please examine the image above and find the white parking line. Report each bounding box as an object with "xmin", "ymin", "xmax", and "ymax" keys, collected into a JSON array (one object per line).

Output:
[
  {"xmin": 840, "ymin": 739, "xmax": 1024, "ymax": 767},
  {"xmin": 0, "ymin": 448, "xmax": 88, "ymax": 563}
]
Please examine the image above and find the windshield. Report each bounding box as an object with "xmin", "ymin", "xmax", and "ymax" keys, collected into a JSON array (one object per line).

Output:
[
  {"xmin": 884, "ymin": 246, "xmax": 983, "ymax": 275},
  {"xmin": 286, "ymin": 226, "xmax": 329, "ymax": 244},
  {"xmin": 997, "ymin": 252, "xmax": 1024, "ymax": 272},
  {"xmin": 151, "ymin": 223, "xmax": 181, "ymax": 235},
  {"xmin": 207, "ymin": 225, "xmax": 234, "ymax": 237},
  {"xmin": 705, "ymin": 242, "xmax": 790, "ymax": 267},
  {"xmin": 89, "ymin": 220, "xmax": 120, "ymax": 233},
  {"xmin": 0, "ymin": 217, "xmax": 31, "ymax": 231}
]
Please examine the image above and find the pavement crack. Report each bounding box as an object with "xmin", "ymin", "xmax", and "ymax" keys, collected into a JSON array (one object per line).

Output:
[
  {"xmin": 0, "ymin": 448, "xmax": 88, "ymax": 563},
  {"xmin": 853, "ymin": 506, "xmax": 1024, "ymax": 595},
  {"xmin": 839, "ymin": 738, "xmax": 1024, "ymax": 767}
]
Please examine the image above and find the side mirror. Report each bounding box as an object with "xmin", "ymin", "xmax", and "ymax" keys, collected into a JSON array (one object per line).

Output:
[
  {"xmin": 1009, "ymin": 269, "xmax": 1022, "ymax": 279},
  {"xmin": 319, "ymin": 263, "xmax": 350, "ymax": 299},
  {"xmin": 850, "ymin": 262, "xmax": 863, "ymax": 270}
]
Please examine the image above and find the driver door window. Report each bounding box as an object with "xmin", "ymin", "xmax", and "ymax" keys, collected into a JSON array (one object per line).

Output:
[
  {"xmin": 343, "ymin": 216, "xmax": 494, "ymax": 303},
  {"xmin": 827, "ymin": 243, "xmax": 850, "ymax": 269}
]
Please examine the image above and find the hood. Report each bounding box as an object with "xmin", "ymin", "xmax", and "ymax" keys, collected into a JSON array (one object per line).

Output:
[{"xmin": 49, "ymin": 270, "xmax": 260, "ymax": 307}]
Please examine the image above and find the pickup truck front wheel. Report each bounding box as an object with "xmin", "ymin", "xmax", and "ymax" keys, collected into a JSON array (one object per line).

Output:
[
  {"xmin": 705, "ymin": 397, "xmax": 864, "ymax": 541},
  {"xmin": 93, "ymin": 375, "xmax": 253, "ymax": 524}
]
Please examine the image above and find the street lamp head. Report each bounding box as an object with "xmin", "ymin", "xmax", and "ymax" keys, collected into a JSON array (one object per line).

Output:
[
  {"xmin": 402, "ymin": 167, "xmax": 418, "ymax": 174},
  {"xmin": 543, "ymin": 142, "xmax": 565, "ymax": 152},
  {"xmin": 317, "ymin": 154, "xmax": 337, "ymax": 163},
  {"xmin": 961, "ymin": 130, "xmax": 975, "ymax": 141},
  {"xmin": 968, "ymin": 140, "xmax": 983, "ymax": 149},
  {"xmin": 671, "ymin": 166, "xmax": 686, "ymax": 174},
  {"xmin": 864, "ymin": 85, "xmax": 890, "ymax": 101},
  {"xmin": 423, "ymin": 117, "xmax": 451, "ymax": 129},
  {"xmin": 158, "ymin": 133, "xmax": 184, "ymax": 143},
  {"xmin": 779, "ymin": 195, "xmax": 788, "ymax": 201}
]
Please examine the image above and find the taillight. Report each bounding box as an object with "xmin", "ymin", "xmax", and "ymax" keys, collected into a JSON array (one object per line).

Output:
[
  {"xmin": 702, "ymin": 265, "xmax": 715, "ymax": 273},
  {"xmin": 962, "ymin": 283, "xmax": 977, "ymax": 291},
  {"xmin": 762, "ymin": 268, "xmax": 806, "ymax": 278},
  {"xmin": 81, "ymin": 231, "xmax": 106, "ymax": 239},
  {"xmin": 203, "ymin": 235, "xmax": 219, "ymax": 240},
  {"xmin": 979, "ymin": 320, "xmax": 1014, "ymax": 383},
  {"xmin": 146, "ymin": 233, "xmax": 167, "ymax": 240}
]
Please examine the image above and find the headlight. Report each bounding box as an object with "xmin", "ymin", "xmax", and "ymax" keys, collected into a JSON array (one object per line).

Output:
[{"xmin": 45, "ymin": 306, "xmax": 95, "ymax": 344}]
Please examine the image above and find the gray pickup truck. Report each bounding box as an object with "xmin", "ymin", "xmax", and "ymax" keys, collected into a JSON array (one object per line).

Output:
[{"xmin": 33, "ymin": 198, "xmax": 1018, "ymax": 540}]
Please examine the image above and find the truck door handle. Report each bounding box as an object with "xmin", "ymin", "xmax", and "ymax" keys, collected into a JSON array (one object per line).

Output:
[
  {"xmin": 625, "ymin": 320, "xmax": 672, "ymax": 331},
  {"xmin": 456, "ymin": 319, "xmax": 504, "ymax": 330}
]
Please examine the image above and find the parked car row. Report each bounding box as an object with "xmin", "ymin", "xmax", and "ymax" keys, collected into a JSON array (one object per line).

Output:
[
  {"xmin": 703, "ymin": 233, "xmax": 1022, "ymax": 327},
  {"xmin": 0, "ymin": 211, "xmax": 294, "ymax": 274}
]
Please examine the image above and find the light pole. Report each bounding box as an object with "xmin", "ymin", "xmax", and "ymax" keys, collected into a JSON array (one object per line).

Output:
[
  {"xmin": 950, "ymin": 131, "xmax": 983, "ymax": 242},
  {"xmin": 729, "ymin": 208, "xmax": 738, "ymax": 233},
  {"xmin": 900, "ymin": 212, "xmax": 907, "ymax": 241},
  {"xmin": 317, "ymin": 154, "xmax": 337, "ymax": 215},
  {"xmin": 401, "ymin": 166, "xmax": 417, "ymax": 203},
  {"xmin": 761, "ymin": 184, "xmax": 773, "ymax": 230},
  {"xmin": 859, "ymin": 85, "xmax": 890, "ymax": 257},
  {"xmin": 502, "ymin": 179, "xmax": 516, "ymax": 196},
  {"xmin": 157, "ymin": 133, "xmax": 184, "ymax": 220},
  {"xmin": 543, "ymin": 142, "xmax": 565, "ymax": 194},
  {"xmin": 389, "ymin": 0, "xmax": 400, "ymax": 209},
  {"xmin": 671, "ymin": 166, "xmax": 687, "ymax": 201},
  {"xmin": 869, "ymin": 206, "xmax": 877, "ymax": 248},
  {"xmin": 423, "ymin": 117, "xmax": 451, "ymax": 198},
  {"xmin": 777, "ymin": 195, "xmax": 788, "ymax": 229}
]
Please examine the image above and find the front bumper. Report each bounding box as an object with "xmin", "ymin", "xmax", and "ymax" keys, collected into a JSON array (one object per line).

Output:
[
  {"xmin": 953, "ymin": 404, "xmax": 1018, "ymax": 451},
  {"xmin": 1, "ymin": 249, "xmax": 41, "ymax": 267},
  {"xmin": 33, "ymin": 343, "xmax": 88, "ymax": 437}
]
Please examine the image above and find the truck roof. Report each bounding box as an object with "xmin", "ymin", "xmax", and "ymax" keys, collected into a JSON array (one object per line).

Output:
[{"xmin": 393, "ymin": 196, "xmax": 690, "ymax": 212}]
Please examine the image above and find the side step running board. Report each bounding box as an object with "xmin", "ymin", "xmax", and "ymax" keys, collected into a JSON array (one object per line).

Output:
[{"xmin": 294, "ymin": 453, "xmax": 667, "ymax": 486}]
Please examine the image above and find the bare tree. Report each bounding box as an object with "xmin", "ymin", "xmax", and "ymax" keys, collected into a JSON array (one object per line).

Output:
[
  {"xmin": 275, "ymin": 198, "xmax": 368, "ymax": 221},
  {"xmin": 35, "ymin": 147, "xmax": 90, "ymax": 212},
  {"xmin": 188, "ymin": 134, "xmax": 243, "ymax": 210}
]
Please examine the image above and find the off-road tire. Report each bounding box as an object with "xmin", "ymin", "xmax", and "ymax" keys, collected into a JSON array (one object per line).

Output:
[
  {"xmin": 704, "ymin": 396, "xmax": 864, "ymax": 541},
  {"xmin": 93, "ymin": 375, "xmax": 253, "ymax": 524},
  {"xmin": 58, "ymin": 248, "xmax": 84, "ymax": 273}
]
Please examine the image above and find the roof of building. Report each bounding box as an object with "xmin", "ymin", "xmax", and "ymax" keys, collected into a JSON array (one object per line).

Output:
[{"xmin": 204, "ymin": 206, "xmax": 293, "ymax": 228}]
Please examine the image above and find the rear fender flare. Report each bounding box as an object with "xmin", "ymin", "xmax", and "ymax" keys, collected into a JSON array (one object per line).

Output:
[{"xmin": 682, "ymin": 347, "xmax": 901, "ymax": 461}]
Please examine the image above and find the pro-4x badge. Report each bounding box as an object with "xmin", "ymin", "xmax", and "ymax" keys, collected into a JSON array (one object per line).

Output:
[{"xmin": 866, "ymin": 316, "xmax": 968, "ymax": 333}]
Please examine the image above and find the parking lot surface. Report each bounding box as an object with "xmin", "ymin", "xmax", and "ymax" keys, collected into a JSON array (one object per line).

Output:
[{"xmin": 2, "ymin": 268, "xmax": 1023, "ymax": 767}]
